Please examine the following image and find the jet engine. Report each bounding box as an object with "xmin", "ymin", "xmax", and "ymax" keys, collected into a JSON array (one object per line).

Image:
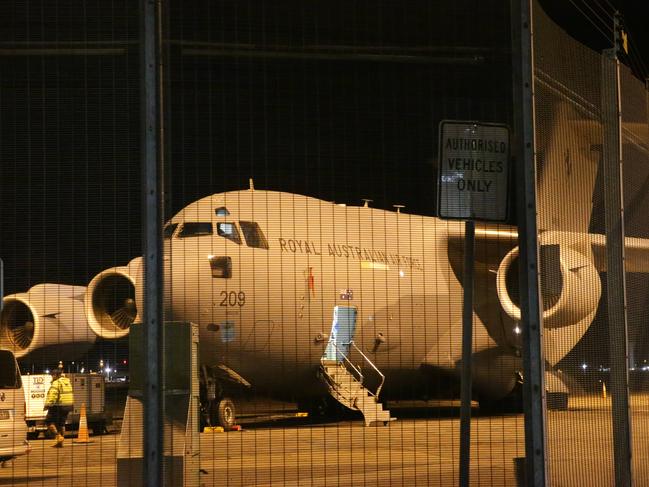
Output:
[
  {"xmin": 496, "ymin": 242, "xmax": 602, "ymax": 365},
  {"xmin": 85, "ymin": 257, "xmax": 142, "ymax": 339},
  {"xmin": 0, "ymin": 284, "xmax": 96, "ymax": 360}
]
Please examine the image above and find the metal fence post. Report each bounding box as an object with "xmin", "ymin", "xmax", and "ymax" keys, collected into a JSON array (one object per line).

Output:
[
  {"xmin": 459, "ymin": 220, "xmax": 475, "ymax": 487},
  {"xmin": 602, "ymin": 13, "xmax": 633, "ymax": 484},
  {"xmin": 511, "ymin": 0, "xmax": 547, "ymax": 485},
  {"xmin": 141, "ymin": 0, "xmax": 165, "ymax": 485}
]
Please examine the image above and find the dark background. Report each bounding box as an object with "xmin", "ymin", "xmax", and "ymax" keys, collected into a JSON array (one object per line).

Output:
[
  {"xmin": 0, "ymin": 0, "xmax": 648, "ymax": 374},
  {"xmin": 0, "ymin": 0, "xmax": 514, "ymax": 292}
]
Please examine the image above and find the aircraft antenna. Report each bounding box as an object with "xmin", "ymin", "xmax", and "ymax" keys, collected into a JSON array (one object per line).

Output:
[
  {"xmin": 362, "ymin": 199, "xmax": 373, "ymax": 208},
  {"xmin": 249, "ymin": 178, "xmax": 255, "ymax": 191},
  {"xmin": 393, "ymin": 204, "xmax": 405, "ymax": 213}
]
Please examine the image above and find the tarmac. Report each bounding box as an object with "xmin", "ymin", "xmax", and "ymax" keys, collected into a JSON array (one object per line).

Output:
[{"xmin": 2, "ymin": 394, "xmax": 649, "ymax": 486}]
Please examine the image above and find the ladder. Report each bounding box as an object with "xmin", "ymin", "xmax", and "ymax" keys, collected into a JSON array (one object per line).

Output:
[{"xmin": 319, "ymin": 341, "xmax": 395, "ymax": 426}]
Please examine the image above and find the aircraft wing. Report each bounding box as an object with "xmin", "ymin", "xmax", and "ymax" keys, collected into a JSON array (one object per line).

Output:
[
  {"xmin": 587, "ymin": 233, "xmax": 649, "ymax": 273},
  {"xmin": 446, "ymin": 225, "xmax": 649, "ymax": 275}
]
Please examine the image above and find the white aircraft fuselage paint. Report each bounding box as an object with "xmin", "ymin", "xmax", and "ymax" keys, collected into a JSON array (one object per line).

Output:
[
  {"xmin": 7, "ymin": 188, "xmax": 619, "ymax": 402},
  {"xmin": 162, "ymin": 190, "xmax": 505, "ymax": 398}
]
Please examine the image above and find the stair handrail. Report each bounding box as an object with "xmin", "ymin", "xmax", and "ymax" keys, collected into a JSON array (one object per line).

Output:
[
  {"xmin": 325, "ymin": 341, "xmax": 364, "ymax": 386},
  {"xmin": 349, "ymin": 341, "xmax": 386, "ymax": 399}
]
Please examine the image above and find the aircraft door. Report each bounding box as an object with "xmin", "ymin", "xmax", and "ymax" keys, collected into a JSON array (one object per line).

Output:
[{"xmin": 323, "ymin": 306, "xmax": 358, "ymax": 362}]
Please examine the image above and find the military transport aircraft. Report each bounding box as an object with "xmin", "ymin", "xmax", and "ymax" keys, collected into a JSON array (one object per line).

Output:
[{"xmin": 2, "ymin": 102, "xmax": 649, "ymax": 427}]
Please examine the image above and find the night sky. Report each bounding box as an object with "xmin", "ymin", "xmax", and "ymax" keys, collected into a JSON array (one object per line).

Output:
[{"xmin": 1, "ymin": 0, "xmax": 648, "ymax": 373}]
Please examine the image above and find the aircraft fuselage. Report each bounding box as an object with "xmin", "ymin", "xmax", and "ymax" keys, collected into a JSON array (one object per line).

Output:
[{"xmin": 163, "ymin": 190, "xmax": 495, "ymax": 398}]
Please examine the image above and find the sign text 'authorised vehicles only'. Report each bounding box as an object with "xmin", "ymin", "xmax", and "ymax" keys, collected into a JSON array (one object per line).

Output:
[{"xmin": 437, "ymin": 121, "xmax": 509, "ymax": 222}]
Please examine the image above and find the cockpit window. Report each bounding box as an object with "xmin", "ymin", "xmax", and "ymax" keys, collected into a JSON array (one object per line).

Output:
[
  {"xmin": 178, "ymin": 222, "xmax": 213, "ymax": 238},
  {"xmin": 239, "ymin": 221, "xmax": 269, "ymax": 249},
  {"xmin": 215, "ymin": 207, "xmax": 230, "ymax": 216},
  {"xmin": 217, "ymin": 222, "xmax": 241, "ymax": 245},
  {"xmin": 163, "ymin": 223, "xmax": 178, "ymax": 239}
]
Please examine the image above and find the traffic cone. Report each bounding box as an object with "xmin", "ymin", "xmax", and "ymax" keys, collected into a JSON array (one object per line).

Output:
[{"xmin": 74, "ymin": 403, "xmax": 93, "ymax": 444}]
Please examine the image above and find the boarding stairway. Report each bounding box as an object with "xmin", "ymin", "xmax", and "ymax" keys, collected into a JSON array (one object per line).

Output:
[{"xmin": 319, "ymin": 341, "xmax": 395, "ymax": 427}]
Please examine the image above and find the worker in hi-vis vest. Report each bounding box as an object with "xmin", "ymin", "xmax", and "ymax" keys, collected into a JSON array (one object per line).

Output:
[{"xmin": 44, "ymin": 368, "xmax": 74, "ymax": 448}]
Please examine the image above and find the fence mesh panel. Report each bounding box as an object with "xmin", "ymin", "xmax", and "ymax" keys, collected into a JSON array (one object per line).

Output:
[
  {"xmin": 8, "ymin": 0, "xmax": 649, "ymax": 485},
  {"xmin": 533, "ymin": 2, "xmax": 614, "ymax": 484},
  {"xmin": 534, "ymin": 0, "xmax": 649, "ymax": 484},
  {"xmin": 619, "ymin": 63, "xmax": 649, "ymax": 483},
  {"xmin": 0, "ymin": 0, "xmax": 138, "ymax": 485},
  {"xmin": 165, "ymin": 1, "xmax": 522, "ymax": 486}
]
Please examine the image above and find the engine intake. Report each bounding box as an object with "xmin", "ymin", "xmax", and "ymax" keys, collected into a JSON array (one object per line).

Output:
[
  {"xmin": 0, "ymin": 284, "xmax": 96, "ymax": 360},
  {"xmin": 85, "ymin": 257, "xmax": 142, "ymax": 339},
  {"xmin": 497, "ymin": 245, "xmax": 600, "ymax": 327},
  {"xmin": 496, "ymin": 244, "xmax": 602, "ymax": 364}
]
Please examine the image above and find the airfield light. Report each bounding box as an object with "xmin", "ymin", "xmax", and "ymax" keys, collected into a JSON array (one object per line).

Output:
[
  {"xmin": 80, "ymin": 367, "xmax": 85, "ymax": 373},
  {"xmin": 581, "ymin": 363, "xmax": 588, "ymax": 370},
  {"xmin": 45, "ymin": 369, "xmax": 50, "ymax": 374},
  {"xmin": 514, "ymin": 326, "xmax": 521, "ymax": 335}
]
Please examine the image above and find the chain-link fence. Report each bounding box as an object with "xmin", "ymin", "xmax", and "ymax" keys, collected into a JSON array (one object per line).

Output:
[
  {"xmin": 533, "ymin": 0, "xmax": 649, "ymax": 484},
  {"xmin": 1, "ymin": 0, "xmax": 648, "ymax": 485}
]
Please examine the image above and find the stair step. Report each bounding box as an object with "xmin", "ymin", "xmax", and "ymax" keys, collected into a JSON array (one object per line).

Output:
[
  {"xmin": 337, "ymin": 387, "xmax": 364, "ymax": 395},
  {"xmin": 355, "ymin": 395, "xmax": 380, "ymax": 404},
  {"xmin": 319, "ymin": 360, "xmax": 394, "ymax": 427}
]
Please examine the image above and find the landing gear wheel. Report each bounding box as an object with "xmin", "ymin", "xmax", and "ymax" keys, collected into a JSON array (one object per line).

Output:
[{"xmin": 217, "ymin": 398, "xmax": 236, "ymax": 429}]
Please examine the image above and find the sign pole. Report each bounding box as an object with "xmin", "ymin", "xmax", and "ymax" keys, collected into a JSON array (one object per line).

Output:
[
  {"xmin": 436, "ymin": 118, "xmax": 509, "ymax": 486},
  {"xmin": 459, "ymin": 220, "xmax": 475, "ymax": 487}
]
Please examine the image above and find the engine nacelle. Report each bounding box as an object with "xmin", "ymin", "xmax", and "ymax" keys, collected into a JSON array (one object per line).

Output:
[
  {"xmin": 0, "ymin": 284, "xmax": 96, "ymax": 360},
  {"xmin": 496, "ymin": 244, "xmax": 602, "ymax": 364},
  {"xmin": 85, "ymin": 257, "xmax": 143, "ymax": 339}
]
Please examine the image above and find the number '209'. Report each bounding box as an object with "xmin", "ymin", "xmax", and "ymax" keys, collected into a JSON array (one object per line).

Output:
[{"xmin": 219, "ymin": 291, "xmax": 246, "ymax": 307}]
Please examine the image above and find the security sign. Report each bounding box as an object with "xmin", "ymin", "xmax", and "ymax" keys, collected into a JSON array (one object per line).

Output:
[{"xmin": 437, "ymin": 121, "xmax": 509, "ymax": 222}]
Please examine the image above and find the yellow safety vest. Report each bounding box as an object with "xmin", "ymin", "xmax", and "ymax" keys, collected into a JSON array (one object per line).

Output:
[{"xmin": 45, "ymin": 377, "xmax": 74, "ymax": 407}]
